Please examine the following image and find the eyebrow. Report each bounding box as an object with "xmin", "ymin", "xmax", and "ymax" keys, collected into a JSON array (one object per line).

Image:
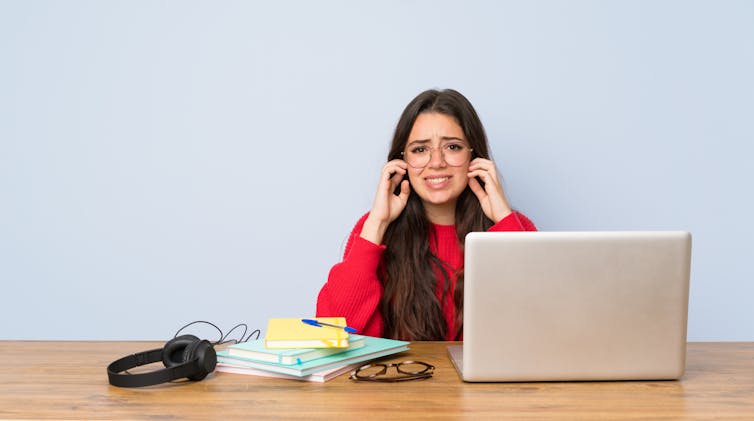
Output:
[{"xmin": 407, "ymin": 136, "xmax": 466, "ymax": 146}]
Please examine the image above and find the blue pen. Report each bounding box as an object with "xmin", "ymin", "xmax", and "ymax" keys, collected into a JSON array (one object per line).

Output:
[{"xmin": 301, "ymin": 318, "xmax": 358, "ymax": 333}]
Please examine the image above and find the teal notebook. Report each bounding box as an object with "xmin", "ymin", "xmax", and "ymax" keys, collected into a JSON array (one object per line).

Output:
[
  {"xmin": 217, "ymin": 335, "xmax": 409, "ymax": 377},
  {"xmin": 227, "ymin": 336, "xmax": 366, "ymax": 365}
]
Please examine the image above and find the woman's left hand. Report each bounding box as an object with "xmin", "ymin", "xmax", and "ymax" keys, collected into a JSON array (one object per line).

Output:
[{"xmin": 467, "ymin": 158, "xmax": 513, "ymax": 223}]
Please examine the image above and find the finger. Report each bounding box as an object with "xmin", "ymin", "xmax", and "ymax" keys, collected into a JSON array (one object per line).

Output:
[
  {"xmin": 381, "ymin": 165, "xmax": 406, "ymax": 189},
  {"xmin": 388, "ymin": 174, "xmax": 406, "ymax": 195},
  {"xmin": 389, "ymin": 170, "xmax": 405, "ymax": 185},
  {"xmin": 389, "ymin": 174, "xmax": 400, "ymax": 192},
  {"xmin": 386, "ymin": 159, "xmax": 409, "ymax": 170},
  {"xmin": 468, "ymin": 157, "xmax": 493, "ymax": 168},
  {"xmin": 468, "ymin": 159, "xmax": 498, "ymax": 177},
  {"xmin": 398, "ymin": 180, "xmax": 410, "ymax": 201},
  {"xmin": 467, "ymin": 169, "xmax": 497, "ymax": 188},
  {"xmin": 390, "ymin": 159, "xmax": 408, "ymax": 169},
  {"xmin": 467, "ymin": 176, "xmax": 487, "ymax": 201},
  {"xmin": 383, "ymin": 161, "xmax": 407, "ymax": 176}
]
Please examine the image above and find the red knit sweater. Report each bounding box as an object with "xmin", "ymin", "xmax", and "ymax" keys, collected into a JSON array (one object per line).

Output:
[{"xmin": 316, "ymin": 211, "xmax": 537, "ymax": 340}]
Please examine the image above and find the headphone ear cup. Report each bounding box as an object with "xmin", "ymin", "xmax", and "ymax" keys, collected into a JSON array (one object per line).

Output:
[
  {"xmin": 162, "ymin": 334, "xmax": 200, "ymax": 368},
  {"xmin": 183, "ymin": 339, "xmax": 216, "ymax": 381}
]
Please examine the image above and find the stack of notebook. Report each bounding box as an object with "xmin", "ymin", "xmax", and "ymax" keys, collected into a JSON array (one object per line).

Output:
[{"xmin": 215, "ymin": 317, "xmax": 409, "ymax": 382}]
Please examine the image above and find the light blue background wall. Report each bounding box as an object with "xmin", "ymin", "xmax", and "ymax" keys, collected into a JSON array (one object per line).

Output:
[{"xmin": 1, "ymin": 1, "xmax": 752, "ymax": 340}]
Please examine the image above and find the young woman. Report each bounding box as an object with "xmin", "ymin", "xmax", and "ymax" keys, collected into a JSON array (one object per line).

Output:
[{"xmin": 316, "ymin": 89, "xmax": 536, "ymax": 341}]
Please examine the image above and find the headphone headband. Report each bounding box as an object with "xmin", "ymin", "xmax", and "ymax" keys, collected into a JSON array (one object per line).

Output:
[{"xmin": 107, "ymin": 336, "xmax": 216, "ymax": 388}]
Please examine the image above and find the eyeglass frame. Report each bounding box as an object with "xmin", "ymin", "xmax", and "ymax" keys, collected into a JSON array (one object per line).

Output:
[
  {"xmin": 400, "ymin": 143, "xmax": 474, "ymax": 169},
  {"xmin": 349, "ymin": 360, "xmax": 435, "ymax": 382}
]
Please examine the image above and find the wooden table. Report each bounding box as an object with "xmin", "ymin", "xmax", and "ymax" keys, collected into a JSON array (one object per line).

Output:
[{"xmin": 1, "ymin": 341, "xmax": 753, "ymax": 419}]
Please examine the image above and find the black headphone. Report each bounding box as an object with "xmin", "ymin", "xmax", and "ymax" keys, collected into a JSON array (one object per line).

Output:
[{"xmin": 107, "ymin": 334, "xmax": 217, "ymax": 388}]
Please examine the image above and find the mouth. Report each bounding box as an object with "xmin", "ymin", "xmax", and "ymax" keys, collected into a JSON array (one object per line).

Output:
[
  {"xmin": 426, "ymin": 176, "xmax": 450, "ymax": 185},
  {"xmin": 424, "ymin": 175, "xmax": 452, "ymax": 189}
]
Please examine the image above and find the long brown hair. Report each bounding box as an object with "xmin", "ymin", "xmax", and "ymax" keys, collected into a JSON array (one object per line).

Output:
[{"xmin": 379, "ymin": 89, "xmax": 494, "ymax": 341}]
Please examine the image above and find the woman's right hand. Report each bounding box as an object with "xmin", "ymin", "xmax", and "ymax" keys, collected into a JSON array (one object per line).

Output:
[{"xmin": 360, "ymin": 159, "xmax": 410, "ymax": 245}]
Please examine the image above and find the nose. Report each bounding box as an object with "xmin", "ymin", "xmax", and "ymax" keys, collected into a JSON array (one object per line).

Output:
[{"xmin": 427, "ymin": 147, "xmax": 447, "ymax": 168}]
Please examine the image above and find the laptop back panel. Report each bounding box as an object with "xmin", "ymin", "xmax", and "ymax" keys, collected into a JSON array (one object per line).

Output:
[{"xmin": 458, "ymin": 231, "xmax": 691, "ymax": 382}]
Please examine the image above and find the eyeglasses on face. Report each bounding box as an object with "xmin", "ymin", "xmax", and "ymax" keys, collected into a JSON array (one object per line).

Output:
[
  {"xmin": 401, "ymin": 143, "xmax": 473, "ymax": 169},
  {"xmin": 349, "ymin": 360, "xmax": 435, "ymax": 382}
]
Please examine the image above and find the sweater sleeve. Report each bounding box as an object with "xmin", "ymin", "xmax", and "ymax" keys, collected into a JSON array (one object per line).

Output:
[
  {"xmin": 488, "ymin": 211, "xmax": 538, "ymax": 232},
  {"xmin": 316, "ymin": 213, "xmax": 385, "ymax": 337}
]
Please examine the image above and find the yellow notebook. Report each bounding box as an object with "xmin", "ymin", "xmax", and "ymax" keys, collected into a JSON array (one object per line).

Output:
[{"xmin": 264, "ymin": 318, "xmax": 350, "ymax": 349}]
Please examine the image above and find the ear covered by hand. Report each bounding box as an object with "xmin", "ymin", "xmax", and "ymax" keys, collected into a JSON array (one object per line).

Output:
[
  {"xmin": 361, "ymin": 159, "xmax": 411, "ymax": 244},
  {"xmin": 467, "ymin": 158, "xmax": 512, "ymax": 223}
]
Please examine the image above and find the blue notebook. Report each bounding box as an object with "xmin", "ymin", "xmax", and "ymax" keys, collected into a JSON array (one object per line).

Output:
[
  {"xmin": 227, "ymin": 336, "xmax": 366, "ymax": 365},
  {"xmin": 217, "ymin": 335, "xmax": 409, "ymax": 377}
]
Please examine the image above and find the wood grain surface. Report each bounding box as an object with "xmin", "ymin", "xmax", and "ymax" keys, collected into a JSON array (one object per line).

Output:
[{"xmin": 1, "ymin": 341, "xmax": 753, "ymax": 419}]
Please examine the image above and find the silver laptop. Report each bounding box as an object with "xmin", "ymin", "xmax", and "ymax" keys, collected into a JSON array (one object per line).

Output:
[{"xmin": 448, "ymin": 231, "xmax": 691, "ymax": 382}]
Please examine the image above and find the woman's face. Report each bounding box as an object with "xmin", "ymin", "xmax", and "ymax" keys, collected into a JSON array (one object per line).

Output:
[{"xmin": 404, "ymin": 112, "xmax": 472, "ymax": 220}]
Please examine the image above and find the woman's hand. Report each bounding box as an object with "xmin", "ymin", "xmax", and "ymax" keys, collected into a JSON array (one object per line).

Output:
[
  {"xmin": 360, "ymin": 160, "xmax": 411, "ymax": 244},
  {"xmin": 467, "ymin": 158, "xmax": 512, "ymax": 223}
]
